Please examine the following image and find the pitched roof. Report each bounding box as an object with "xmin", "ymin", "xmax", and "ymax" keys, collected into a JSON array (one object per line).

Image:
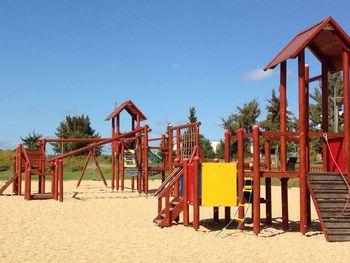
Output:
[
  {"xmin": 105, "ymin": 100, "xmax": 147, "ymax": 121},
  {"xmin": 264, "ymin": 16, "xmax": 350, "ymax": 72}
]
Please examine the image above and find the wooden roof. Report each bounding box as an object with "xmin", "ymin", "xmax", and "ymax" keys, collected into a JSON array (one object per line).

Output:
[
  {"xmin": 264, "ymin": 16, "xmax": 350, "ymax": 72},
  {"xmin": 105, "ymin": 100, "xmax": 147, "ymax": 121}
]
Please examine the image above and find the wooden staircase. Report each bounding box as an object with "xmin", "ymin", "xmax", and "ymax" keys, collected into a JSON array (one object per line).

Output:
[
  {"xmin": 307, "ymin": 172, "xmax": 350, "ymax": 242},
  {"xmin": 153, "ymin": 197, "xmax": 184, "ymax": 227},
  {"xmin": 153, "ymin": 167, "xmax": 184, "ymax": 227}
]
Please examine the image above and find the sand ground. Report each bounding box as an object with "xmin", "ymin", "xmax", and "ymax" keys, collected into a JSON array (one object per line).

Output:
[{"xmin": 0, "ymin": 179, "xmax": 349, "ymax": 263}]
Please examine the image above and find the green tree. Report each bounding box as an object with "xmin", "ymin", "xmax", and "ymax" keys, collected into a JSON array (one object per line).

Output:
[
  {"xmin": 21, "ymin": 131, "xmax": 42, "ymax": 151},
  {"xmin": 221, "ymin": 99, "xmax": 261, "ymax": 134},
  {"xmin": 51, "ymin": 115, "xmax": 101, "ymax": 155},
  {"xmin": 187, "ymin": 107, "xmax": 215, "ymax": 160},
  {"xmin": 188, "ymin": 107, "xmax": 198, "ymax": 123},
  {"xmin": 259, "ymin": 89, "xmax": 295, "ymax": 131},
  {"xmin": 220, "ymin": 99, "xmax": 261, "ymax": 159}
]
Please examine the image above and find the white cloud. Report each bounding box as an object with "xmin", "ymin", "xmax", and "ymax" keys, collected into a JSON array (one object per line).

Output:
[
  {"xmin": 242, "ymin": 68, "xmax": 275, "ymax": 81},
  {"xmin": 171, "ymin": 64, "xmax": 179, "ymax": 70}
]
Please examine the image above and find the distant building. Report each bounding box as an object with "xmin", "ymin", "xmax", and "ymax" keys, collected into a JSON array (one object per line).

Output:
[{"xmin": 210, "ymin": 141, "xmax": 220, "ymax": 153}]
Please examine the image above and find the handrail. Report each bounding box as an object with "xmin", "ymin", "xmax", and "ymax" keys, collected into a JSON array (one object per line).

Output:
[
  {"xmin": 231, "ymin": 131, "xmax": 344, "ymax": 142},
  {"xmin": 156, "ymin": 169, "xmax": 183, "ymax": 198},
  {"xmin": 154, "ymin": 167, "xmax": 181, "ymax": 196},
  {"xmin": 48, "ymin": 127, "xmax": 144, "ymax": 162},
  {"xmin": 41, "ymin": 138, "xmax": 109, "ymax": 143},
  {"xmin": 169, "ymin": 122, "xmax": 200, "ymax": 131}
]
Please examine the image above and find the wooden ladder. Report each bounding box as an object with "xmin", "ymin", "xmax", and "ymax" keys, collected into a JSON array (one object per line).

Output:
[{"xmin": 308, "ymin": 172, "xmax": 350, "ymax": 242}]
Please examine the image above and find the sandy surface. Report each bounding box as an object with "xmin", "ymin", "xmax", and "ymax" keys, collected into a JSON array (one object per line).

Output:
[{"xmin": 0, "ymin": 179, "xmax": 349, "ymax": 263}]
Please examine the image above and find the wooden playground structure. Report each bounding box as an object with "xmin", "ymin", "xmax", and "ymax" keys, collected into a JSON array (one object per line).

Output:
[
  {"xmin": 153, "ymin": 17, "xmax": 350, "ymax": 242},
  {"xmin": 0, "ymin": 100, "xmax": 171, "ymax": 201},
  {"xmin": 1, "ymin": 16, "xmax": 350, "ymax": 243}
]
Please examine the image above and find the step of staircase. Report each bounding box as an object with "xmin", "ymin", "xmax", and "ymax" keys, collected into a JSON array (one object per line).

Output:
[
  {"xmin": 308, "ymin": 172, "xmax": 350, "ymax": 242},
  {"xmin": 154, "ymin": 197, "xmax": 184, "ymax": 228}
]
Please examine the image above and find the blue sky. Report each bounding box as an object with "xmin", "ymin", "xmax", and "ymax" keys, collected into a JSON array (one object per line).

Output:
[{"xmin": 1, "ymin": 0, "xmax": 350, "ymax": 150}]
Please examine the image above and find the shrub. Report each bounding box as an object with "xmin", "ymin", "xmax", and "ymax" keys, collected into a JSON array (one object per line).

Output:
[
  {"xmin": 0, "ymin": 163, "xmax": 10, "ymax": 172},
  {"xmin": 70, "ymin": 164, "xmax": 83, "ymax": 172}
]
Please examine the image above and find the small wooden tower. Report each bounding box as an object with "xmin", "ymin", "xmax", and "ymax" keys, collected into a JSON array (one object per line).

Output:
[{"xmin": 105, "ymin": 100, "xmax": 148, "ymax": 192}]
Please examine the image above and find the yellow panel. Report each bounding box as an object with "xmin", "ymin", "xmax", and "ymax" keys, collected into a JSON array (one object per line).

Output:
[{"xmin": 201, "ymin": 162, "xmax": 237, "ymax": 207}]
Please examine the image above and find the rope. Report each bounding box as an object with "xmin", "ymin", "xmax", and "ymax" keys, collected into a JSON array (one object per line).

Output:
[
  {"xmin": 323, "ymin": 134, "xmax": 350, "ymax": 215},
  {"xmin": 216, "ymin": 176, "xmax": 253, "ymax": 237}
]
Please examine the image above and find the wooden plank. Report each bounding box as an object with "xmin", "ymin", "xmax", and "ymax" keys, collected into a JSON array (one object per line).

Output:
[
  {"xmin": 314, "ymin": 189, "xmax": 349, "ymax": 193},
  {"xmin": 311, "ymin": 185, "xmax": 348, "ymax": 190},
  {"xmin": 314, "ymin": 193, "xmax": 349, "ymax": 199},
  {"xmin": 327, "ymin": 229, "xmax": 350, "ymax": 234},
  {"xmin": 328, "ymin": 235, "xmax": 350, "ymax": 242},
  {"xmin": 324, "ymin": 222, "xmax": 350, "ymax": 228},
  {"xmin": 261, "ymin": 171, "xmax": 299, "ymax": 178},
  {"xmin": 322, "ymin": 214, "xmax": 350, "ymax": 219},
  {"xmin": 309, "ymin": 176, "xmax": 344, "ymax": 181}
]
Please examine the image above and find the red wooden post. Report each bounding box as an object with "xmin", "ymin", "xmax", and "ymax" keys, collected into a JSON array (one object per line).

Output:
[
  {"xmin": 195, "ymin": 124, "xmax": 200, "ymax": 156},
  {"xmin": 343, "ymin": 50, "xmax": 350, "ymax": 183},
  {"xmin": 305, "ymin": 64, "xmax": 311, "ymax": 225},
  {"xmin": 183, "ymin": 158, "xmax": 189, "ymax": 226},
  {"xmin": 165, "ymin": 189, "xmax": 170, "ymax": 226},
  {"xmin": 116, "ymin": 115, "xmax": 120, "ymax": 191},
  {"xmin": 144, "ymin": 125, "xmax": 149, "ymax": 195},
  {"xmin": 161, "ymin": 135, "xmax": 166, "ymax": 182},
  {"xmin": 116, "ymin": 144, "xmax": 120, "ymax": 191},
  {"xmin": 59, "ymin": 159, "xmax": 63, "ymax": 202},
  {"xmin": 12, "ymin": 156, "xmax": 17, "ymax": 194},
  {"xmin": 168, "ymin": 125, "xmax": 173, "ymax": 172},
  {"xmin": 176, "ymin": 128, "xmax": 181, "ymax": 159},
  {"xmin": 212, "ymin": 157, "xmax": 220, "ymax": 223},
  {"xmin": 264, "ymin": 139, "xmax": 272, "ymax": 225},
  {"xmin": 121, "ymin": 144, "xmax": 125, "ymax": 192},
  {"xmin": 224, "ymin": 131, "xmax": 231, "ymax": 223},
  {"xmin": 111, "ymin": 117, "xmax": 115, "ymax": 190},
  {"xmin": 54, "ymin": 160, "xmax": 58, "ymax": 200},
  {"xmin": 298, "ymin": 50, "xmax": 307, "ymax": 234},
  {"xmin": 25, "ymin": 162, "xmax": 31, "ymax": 200},
  {"xmin": 280, "ymin": 61, "xmax": 289, "ymax": 231},
  {"xmin": 42, "ymin": 139, "xmax": 46, "ymax": 194},
  {"xmin": 321, "ymin": 61, "xmax": 329, "ymax": 172},
  {"xmin": 17, "ymin": 144, "xmax": 22, "ymax": 195},
  {"xmin": 193, "ymin": 156, "xmax": 200, "ymax": 230},
  {"xmin": 237, "ymin": 128, "xmax": 245, "ymax": 230},
  {"xmin": 252, "ymin": 125, "xmax": 261, "ymax": 235}
]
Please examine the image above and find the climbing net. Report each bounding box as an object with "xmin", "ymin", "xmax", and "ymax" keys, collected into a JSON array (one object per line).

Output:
[{"xmin": 180, "ymin": 126, "xmax": 197, "ymax": 160}]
